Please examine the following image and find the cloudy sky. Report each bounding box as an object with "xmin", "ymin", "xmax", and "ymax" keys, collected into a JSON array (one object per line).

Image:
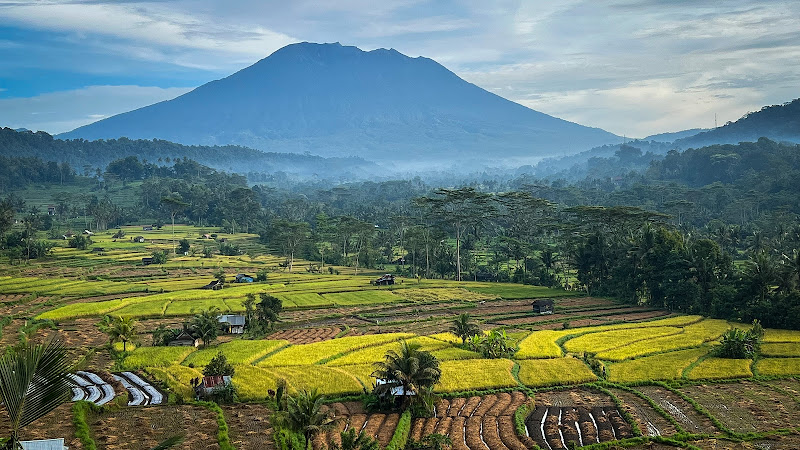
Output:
[{"xmin": 1, "ymin": 0, "xmax": 798, "ymax": 137}]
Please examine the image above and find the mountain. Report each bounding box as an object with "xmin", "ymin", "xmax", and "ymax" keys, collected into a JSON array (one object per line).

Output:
[
  {"xmin": 674, "ymin": 98, "xmax": 800, "ymax": 149},
  {"xmin": 643, "ymin": 129, "xmax": 706, "ymax": 142},
  {"xmin": 60, "ymin": 42, "xmax": 620, "ymax": 167}
]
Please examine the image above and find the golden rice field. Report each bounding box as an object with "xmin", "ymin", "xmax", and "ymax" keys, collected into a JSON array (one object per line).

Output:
[
  {"xmin": 687, "ymin": 357, "xmax": 753, "ymax": 380},
  {"xmin": 517, "ymin": 357, "xmax": 597, "ymax": 386},
  {"xmin": 607, "ymin": 348, "xmax": 710, "ymax": 383},
  {"xmin": 755, "ymin": 358, "xmax": 800, "ymax": 376}
]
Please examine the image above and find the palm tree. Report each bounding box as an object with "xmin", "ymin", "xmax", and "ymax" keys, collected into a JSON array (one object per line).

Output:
[
  {"xmin": 189, "ymin": 308, "xmax": 220, "ymax": 348},
  {"xmin": 333, "ymin": 429, "xmax": 378, "ymax": 450},
  {"xmin": 102, "ymin": 316, "xmax": 138, "ymax": 352},
  {"xmin": 161, "ymin": 195, "xmax": 188, "ymax": 255},
  {"xmin": 282, "ymin": 389, "xmax": 337, "ymax": 449},
  {"xmin": 450, "ymin": 313, "xmax": 480, "ymax": 345},
  {"xmin": 372, "ymin": 340, "xmax": 441, "ymax": 402},
  {"xmin": 0, "ymin": 338, "xmax": 72, "ymax": 449}
]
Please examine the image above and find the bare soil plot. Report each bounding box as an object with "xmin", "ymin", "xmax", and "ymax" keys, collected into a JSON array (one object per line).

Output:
[
  {"xmin": 313, "ymin": 402, "xmax": 398, "ymax": 449},
  {"xmin": 637, "ymin": 386, "xmax": 717, "ymax": 434},
  {"xmin": 222, "ymin": 404, "xmax": 275, "ymax": 450},
  {"xmin": 268, "ymin": 327, "xmax": 342, "ymax": 344},
  {"xmin": 679, "ymin": 382, "xmax": 800, "ymax": 433},
  {"xmin": 89, "ymin": 404, "xmax": 220, "ymax": 449},
  {"xmin": 534, "ymin": 389, "xmax": 614, "ymax": 408},
  {"xmin": 555, "ymin": 297, "xmax": 620, "ymax": 309},
  {"xmin": 0, "ymin": 403, "xmax": 82, "ymax": 449},
  {"xmin": 526, "ymin": 406, "xmax": 632, "ymax": 449},
  {"xmin": 607, "ymin": 387, "xmax": 678, "ymax": 437},
  {"xmin": 493, "ymin": 307, "xmax": 655, "ymax": 326}
]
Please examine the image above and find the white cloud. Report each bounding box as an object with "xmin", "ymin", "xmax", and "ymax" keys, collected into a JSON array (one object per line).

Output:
[{"xmin": 0, "ymin": 85, "xmax": 193, "ymax": 134}]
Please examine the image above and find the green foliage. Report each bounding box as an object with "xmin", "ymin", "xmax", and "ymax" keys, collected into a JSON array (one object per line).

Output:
[
  {"xmin": 208, "ymin": 382, "xmax": 238, "ymax": 405},
  {"xmin": 714, "ymin": 324, "xmax": 763, "ymax": 359},
  {"xmin": 190, "ymin": 308, "xmax": 221, "ymax": 347},
  {"xmin": 372, "ymin": 340, "xmax": 441, "ymax": 410},
  {"xmin": 203, "ymin": 352, "xmax": 236, "ymax": 377},
  {"xmin": 385, "ymin": 409, "xmax": 412, "ymax": 450},
  {"xmin": 280, "ymin": 389, "xmax": 337, "ymax": 447},
  {"xmin": 406, "ymin": 434, "xmax": 452, "ymax": 450},
  {"xmin": 177, "ymin": 238, "xmax": 191, "ymax": 254},
  {"xmin": 449, "ymin": 313, "xmax": 480, "ymax": 344},
  {"xmin": 72, "ymin": 401, "xmax": 99, "ymax": 450},
  {"xmin": 151, "ymin": 250, "xmax": 169, "ymax": 265},
  {"xmin": 98, "ymin": 315, "xmax": 139, "ymax": 352},
  {"xmin": 194, "ymin": 400, "xmax": 235, "ymax": 450},
  {"xmin": 332, "ymin": 429, "xmax": 379, "ymax": 450},
  {"xmin": 68, "ymin": 234, "xmax": 92, "ymax": 250},
  {"xmin": 513, "ymin": 401, "xmax": 532, "ymax": 438},
  {"xmin": 0, "ymin": 338, "xmax": 73, "ymax": 447},
  {"xmin": 467, "ymin": 329, "xmax": 515, "ymax": 359}
]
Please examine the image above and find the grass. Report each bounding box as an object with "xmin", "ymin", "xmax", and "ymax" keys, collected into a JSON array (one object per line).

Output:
[
  {"xmin": 322, "ymin": 290, "xmax": 403, "ymax": 306},
  {"xmin": 182, "ymin": 339, "xmax": 289, "ymax": 367},
  {"xmin": 436, "ymin": 359, "xmax": 517, "ymax": 392},
  {"xmin": 755, "ymin": 358, "xmax": 800, "ymax": 376},
  {"xmin": 607, "ymin": 347, "xmax": 709, "ymax": 383},
  {"xmin": 257, "ymin": 333, "xmax": 413, "ymax": 367},
  {"xmin": 686, "ymin": 357, "xmax": 753, "ymax": 380},
  {"xmin": 145, "ymin": 365, "xmax": 202, "ymax": 399},
  {"xmin": 517, "ymin": 357, "xmax": 597, "ymax": 387},
  {"xmin": 388, "ymin": 288, "xmax": 495, "ymax": 302},
  {"xmin": 122, "ymin": 346, "xmax": 196, "ymax": 370}
]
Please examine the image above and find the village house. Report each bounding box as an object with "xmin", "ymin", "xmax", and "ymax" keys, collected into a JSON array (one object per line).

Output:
[
  {"xmin": 133, "ymin": 236, "xmax": 145, "ymax": 243},
  {"xmin": 372, "ymin": 274, "xmax": 395, "ymax": 285},
  {"xmin": 532, "ymin": 298, "xmax": 555, "ymax": 315},
  {"xmin": 168, "ymin": 330, "xmax": 201, "ymax": 347},
  {"xmin": 201, "ymin": 279, "xmax": 224, "ymax": 290},
  {"xmin": 218, "ymin": 314, "xmax": 246, "ymax": 334},
  {"xmin": 193, "ymin": 375, "xmax": 232, "ymax": 397},
  {"xmin": 234, "ymin": 273, "xmax": 254, "ymax": 283},
  {"xmin": 141, "ymin": 257, "xmax": 154, "ymax": 266}
]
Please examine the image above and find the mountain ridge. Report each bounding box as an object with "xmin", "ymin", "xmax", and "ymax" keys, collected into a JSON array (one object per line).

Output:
[{"xmin": 60, "ymin": 42, "xmax": 620, "ymax": 167}]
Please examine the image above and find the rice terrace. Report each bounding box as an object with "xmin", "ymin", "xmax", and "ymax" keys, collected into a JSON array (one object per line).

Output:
[
  {"xmin": 4, "ymin": 2, "xmax": 800, "ymax": 449},
  {"xmin": 0, "ymin": 222, "xmax": 798, "ymax": 450}
]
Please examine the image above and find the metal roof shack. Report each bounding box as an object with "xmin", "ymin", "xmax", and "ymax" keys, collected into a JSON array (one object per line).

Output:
[
  {"xmin": 20, "ymin": 439, "xmax": 67, "ymax": 450},
  {"xmin": 531, "ymin": 298, "xmax": 555, "ymax": 315},
  {"xmin": 218, "ymin": 314, "xmax": 246, "ymax": 334}
]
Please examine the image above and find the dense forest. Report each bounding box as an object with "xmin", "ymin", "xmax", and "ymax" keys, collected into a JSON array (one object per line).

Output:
[
  {"xmin": 1, "ymin": 137, "xmax": 800, "ymax": 328},
  {"xmin": 0, "ymin": 127, "xmax": 375, "ymax": 181}
]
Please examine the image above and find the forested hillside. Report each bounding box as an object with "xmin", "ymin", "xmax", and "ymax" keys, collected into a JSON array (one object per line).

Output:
[
  {"xmin": 0, "ymin": 127, "xmax": 375, "ymax": 180},
  {"xmin": 2, "ymin": 136, "xmax": 800, "ymax": 329}
]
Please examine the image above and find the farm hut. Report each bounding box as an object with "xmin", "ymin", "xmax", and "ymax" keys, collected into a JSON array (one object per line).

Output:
[
  {"xmin": 141, "ymin": 257, "xmax": 154, "ymax": 266},
  {"xmin": 142, "ymin": 225, "xmax": 153, "ymax": 231},
  {"xmin": 235, "ymin": 274, "xmax": 254, "ymax": 283},
  {"xmin": 168, "ymin": 330, "xmax": 201, "ymax": 347},
  {"xmin": 218, "ymin": 314, "xmax": 246, "ymax": 334},
  {"xmin": 194, "ymin": 375, "xmax": 232, "ymax": 397},
  {"xmin": 91, "ymin": 247, "xmax": 105, "ymax": 253},
  {"xmin": 372, "ymin": 274, "xmax": 395, "ymax": 286},
  {"xmin": 532, "ymin": 299, "xmax": 555, "ymax": 315},
  {"xmin": 83, "ymin": 230, "xmax": 94, "ymax": 236},
  {"xmin": 20, "ymin": 439, "xmax": 67, "ymax": 450},
  {"xmin": 375, "ymin": 378, "xmax": 415, "ymax": 397},
  {"xmin": 133, "ymin": 236, "xmax": 145, "ymax": 243},
  {"xmin": 201, "ymin": 279, "xmax": 224, "ymax": 290},
  {"xmin": 47, "ymin": 205, "xmax": 56, "ymax": 216}
]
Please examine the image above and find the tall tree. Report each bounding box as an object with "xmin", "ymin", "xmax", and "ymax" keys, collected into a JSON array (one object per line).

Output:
[
  {"xmin": 371, "ymin": 340, "xmax": 441, "ymax": 405},
  {"xmin": 450, "ymin": 313, "xmax": 480, "ymax": 345},
  {"xmin": 161, "ymin": 194, "xmax": 189, "ymax": 255},
  {"xmin": 282, "ymin": 389, "xmax": 337, "ymax": 448}
]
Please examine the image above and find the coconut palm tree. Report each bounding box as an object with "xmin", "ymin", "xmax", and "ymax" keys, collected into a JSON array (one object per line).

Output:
[
  {"xmin": 372, "ymin": 340, "xmax": 441, "ymax": 402},
  {"xmin": 0, "ymin": 338, "xmax": 72, "ymax": 449},
  {"xmin": 450, "ymin": 313, "xmax": 480, "ymax": 345},
  {"xmin": 189, "ymin": 307, "xmax": 221, "ymax": 348},
  {"xmin": 282, "ymin": 389, "xmax": 337, "ymax": 449},
  {"xmin": 101, "ymin": 316, "xmax": 138, "ymax": 352}
]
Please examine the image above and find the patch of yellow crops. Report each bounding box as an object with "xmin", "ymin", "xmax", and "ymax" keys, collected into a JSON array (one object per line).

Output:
[
  {"xmin": 258, "ymin": 333, "xmax": 413, "ymax": 367},
  {"xmin": 38, "ymin": 299, "xmax": 128, "ymax": 320},
  {"xmin": 607, "ymin": 348, "xmax": 709, "ymax": 383},
  {"xmin": 516, "ymin": 330, "xmax": 568, "ymax": 359},
  {"xmin": 183, "ymin": 340, "xmax": 289, "ymax": 367},
  {"xmin": 436, "ymin": 359, "xmax": 517, "ymax": 392},
  {"xmin": 428, "ymin": 332, "xmax": 462, "ymax": 344},
  {"xmin": 756, "ymin": 358, "xmax": 800, "ymax": 376},
  {"xmin": 517, "ymin": 357, "xmax": 597, "ymax": 387},
  {"xmin": 326, "ymin": 337, "xmax": 450, "ymax": 366},
  {"xmin": 232, "ymin": 365, "xmax": 282, "ymax": 401},
  {"xmin": 122, "ymin": 346, "xmax": 196, "ymax": 370},
  {"xmin": 564, "ymin": 326, "xmax": 682, "ymax": 354},
  {"xmin": 145, "ymin": 365, "xmax": 202, "ymax": 399},
  {"xmin": 687, "ymin": 357, "xmax": 752, "ymax": 380},
  {"xmin": 596, "ymin": 319, "xmax": 738, "ymax": 361},
  {"xmin": 268, "ymin": 365, "xmax": 364, "ymax": 395},
  {"xmin": 390, "ymin": 288, "xmax": 496, "ymax": 303},
  {"xmin": 761, "ymin": 343, "xmax": 800, "ymax": 357},
  {"xmin": 763, "ymin": 329, "xmax": 800, "ymax": 343},
  {"xmin": 429, "ymin": 347, "xmax": 482, "ymax": 361},
  {"xmin": 335, "ymin": 364, "xmax": 377, "ymax": 388}
]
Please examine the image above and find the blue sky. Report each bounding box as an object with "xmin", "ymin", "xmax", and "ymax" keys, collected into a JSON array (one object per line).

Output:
[{"xmin": 1, "ymin": 0, "xmax": 799, "ymax": 137}]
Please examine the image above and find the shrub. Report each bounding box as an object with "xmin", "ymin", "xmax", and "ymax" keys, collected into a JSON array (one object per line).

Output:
[
  {"xmin": 204, "ymin": 352, "xmax": 235, "ymax": 377},
  {"xmin": 68, "ymin": 235, "xmax": 92, "ymax": 250},
  {"xmin": 151, "ymin": 250, "xmax": 168, "ymax": 265},
  {"xmin": 714, "ymin": 325, "xmax": 762, "ymax": 359}
]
